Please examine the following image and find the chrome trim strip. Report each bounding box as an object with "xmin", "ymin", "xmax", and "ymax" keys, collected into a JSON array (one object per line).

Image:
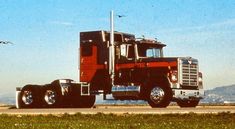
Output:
[{"xmin": 112, "ymin": 85, "xmax": 140, "ymax": 97}]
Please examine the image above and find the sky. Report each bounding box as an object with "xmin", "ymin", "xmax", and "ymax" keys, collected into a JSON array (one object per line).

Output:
[{"xmin": 0, "ymin": 0, "xmax": 235, "ymax": 100}]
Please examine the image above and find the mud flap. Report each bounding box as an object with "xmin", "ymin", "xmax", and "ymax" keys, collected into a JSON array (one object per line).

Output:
[{"xmin": 15, "ymin": 87, "xmax": 22, "ymax": 109}]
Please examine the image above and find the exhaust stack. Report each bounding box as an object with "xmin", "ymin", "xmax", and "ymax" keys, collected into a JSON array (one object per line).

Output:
[{"xmin": 109, "ymin": 10, "xmax": 115, "ymax": 86}]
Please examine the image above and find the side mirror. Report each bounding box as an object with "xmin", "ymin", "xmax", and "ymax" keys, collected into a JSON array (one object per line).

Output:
[{"xmin": 120, "ymin": 44, "xmax": 127, "ymax": 57}]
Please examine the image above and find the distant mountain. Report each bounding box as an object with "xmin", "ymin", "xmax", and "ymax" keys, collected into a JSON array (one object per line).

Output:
[
  {"xmin": 0, "ymin": 92, "xmax": 15, "ymax": 105},
  {"xmin": 1, "ymin": 85, "xmax": 235, "ymax": 105},
  {"xmin": 202, "ymin": 84, "xmax": 235, "ymax": 103}
]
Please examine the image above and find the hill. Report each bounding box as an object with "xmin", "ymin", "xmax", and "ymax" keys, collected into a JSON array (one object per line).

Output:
[{"xmin": 202, "ymin": 84, "xmax": 235, "ymax": 103}]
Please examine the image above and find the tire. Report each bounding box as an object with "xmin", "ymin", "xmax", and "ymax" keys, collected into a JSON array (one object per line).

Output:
[
  {"xmin": 18, "ymin": 85, "xmax": 41, "ymax": 108},
  {"xmin": 43, "ymin": 87, "xmax": 61, "ymax": 108},
  {"xmin": 147, "ymin": 84, "xmax": 172, "ymax": 108},
  {"xmin": 177, "ymin": 100, "xmax": 199, "ymax": 107}
]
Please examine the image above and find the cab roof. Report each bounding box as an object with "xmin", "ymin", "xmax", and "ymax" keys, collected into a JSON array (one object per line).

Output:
[{"xmin": 136, "ymin": 39, "xmax": 166, "ymax": 47}]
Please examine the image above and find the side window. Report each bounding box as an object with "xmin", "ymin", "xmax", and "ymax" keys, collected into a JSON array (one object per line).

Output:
[
  {"xmin": 127, "ymin": 45, "xmax": 135, "ymax": 59},
  {"xmin": 81, "ymin": 43, "xmax": 92, "ymax": 56}
]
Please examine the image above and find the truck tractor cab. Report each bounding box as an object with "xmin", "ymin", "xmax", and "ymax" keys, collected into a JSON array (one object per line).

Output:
[{"xmin": 113, "ymin": 36, "xmax": 203, "ymax": 107}]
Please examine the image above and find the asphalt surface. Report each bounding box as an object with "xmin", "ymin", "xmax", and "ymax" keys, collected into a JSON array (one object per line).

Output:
[{"xmin": 0, "ymin": 106, "xmax": 235, "ymax": 115}]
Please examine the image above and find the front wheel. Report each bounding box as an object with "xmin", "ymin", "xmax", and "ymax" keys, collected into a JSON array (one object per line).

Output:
[
  {"xmin": 147, "ymin": 85, "xmax": 172, "ymax": 108},
  {"xmin": 177, "ymin": 100, "xmax": 200, "ymax": 107}
]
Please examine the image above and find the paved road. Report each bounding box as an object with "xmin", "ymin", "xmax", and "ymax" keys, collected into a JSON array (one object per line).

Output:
[{"xmin": 0, "ymin": 106, "xmax": 235, "ymax": 115}]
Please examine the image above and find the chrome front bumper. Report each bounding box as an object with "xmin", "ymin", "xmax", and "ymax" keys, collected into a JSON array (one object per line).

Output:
[{"xmin": 172, "ymin": 89, "xmax": 204, "ymax": 100}]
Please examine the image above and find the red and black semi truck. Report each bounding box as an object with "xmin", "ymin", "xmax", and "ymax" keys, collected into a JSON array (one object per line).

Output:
[{"xmin": 16, "ymin": 30, "xmax": 204, "ymax": 108}]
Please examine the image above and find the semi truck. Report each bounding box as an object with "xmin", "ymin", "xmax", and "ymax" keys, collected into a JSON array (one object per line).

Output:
[
  {"xmin": 16, "ymin": 12, "xmax": 204, "ymax": 108},
  {"xmin": 16, "ymin": 30, "xmax": 204, "ymax": 108}
]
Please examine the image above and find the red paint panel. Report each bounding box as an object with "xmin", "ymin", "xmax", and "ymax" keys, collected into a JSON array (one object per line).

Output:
[
  {"xmin": 80, "ymin": 46, "xmax": 105, "ymax": 82},
  {"xmin": 116, "ymin": 61, "xmax": 177, "ymax": 70}
]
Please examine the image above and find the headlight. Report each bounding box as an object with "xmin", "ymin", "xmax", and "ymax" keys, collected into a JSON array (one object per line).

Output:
[
  {"xmin": 170, "ymin": 70, "xmax": 178, "ymax": 83},
  {"xmin": 198, "ymin": 72, "xmax": 203, "ymax": 82},
  {"xmin": 198, "ymin": 76, "xmax": 203, "ymax": 82}
]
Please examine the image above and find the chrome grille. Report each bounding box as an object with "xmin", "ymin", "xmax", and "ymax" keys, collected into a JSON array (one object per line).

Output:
[{"xmin": 181, "ymin": 60, "xmax": 198, "ymax": 86}]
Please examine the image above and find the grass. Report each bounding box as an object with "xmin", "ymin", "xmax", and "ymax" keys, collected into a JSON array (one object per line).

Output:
[{"xmin": 0, "ymin": 112, "xmax": 234, "ymax": 129}]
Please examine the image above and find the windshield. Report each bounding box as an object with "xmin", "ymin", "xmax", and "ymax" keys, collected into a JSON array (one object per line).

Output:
[
  {"xmin": 138, "ymin": 45, "xmax": 163, "ymax": 58},
  {"xmin": 146, "ymin": 48, "xmax": 161, "ymax": 58},
  {"xmin": 117, "ymin": 43, "xmax": 164, "ymax": 60}
]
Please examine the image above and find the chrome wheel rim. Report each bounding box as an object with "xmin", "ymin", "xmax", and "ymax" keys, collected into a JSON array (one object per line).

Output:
[
  {"xmin": 150, "ymin": 87, "xmax": 165, "ymax": 104},
  {"xmin": 44, "ymin": 90, "xmax": 56, "ymax": 105},
  {"xmin": 22, "ymin": 91, "xmax": 33, "ymax": 105}
]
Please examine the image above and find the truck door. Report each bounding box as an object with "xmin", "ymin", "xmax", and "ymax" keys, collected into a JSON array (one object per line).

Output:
[{"xmin": 115, "ymin": 44, "xmax": 137, "ymax": 84}]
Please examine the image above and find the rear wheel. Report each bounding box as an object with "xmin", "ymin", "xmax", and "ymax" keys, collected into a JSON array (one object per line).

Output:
[
  {"xmin": 18, "ymin": 85, "xmax": 41, "ymax": 108},
  {"xmin": 177, "ymin": 100, "xmax": 199, "ymax": 107},
  {"xmin": 43, "ymin": 87, "xmax": 61, "ymax": 108},
  {"xmin": 147, "ymin": 84, "xmax": 172, "ymax": 108}
]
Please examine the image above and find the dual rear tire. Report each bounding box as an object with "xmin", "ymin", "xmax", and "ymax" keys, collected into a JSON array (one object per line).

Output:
[
  {"xmin": 18, "ymin": 85, "xmax": 96, "ymax": 108},
  {"xmin": 18, "ymin": 85, "xmax": 60, "ymax": 108}
]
